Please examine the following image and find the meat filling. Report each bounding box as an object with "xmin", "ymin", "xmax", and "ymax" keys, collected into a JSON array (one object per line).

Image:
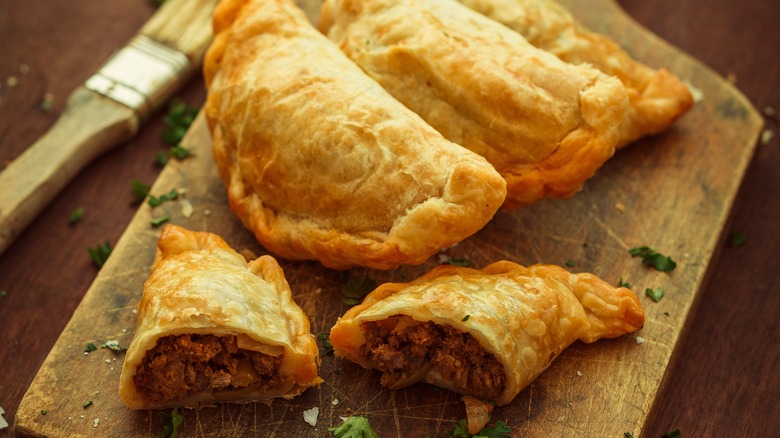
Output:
[
  {"xmin": 133, "ymin": 334, "xmax": 283, "ymax": 404},
  {"xmin": 361, "ymin": 315, "xmax": 506, "ymax": 401}
]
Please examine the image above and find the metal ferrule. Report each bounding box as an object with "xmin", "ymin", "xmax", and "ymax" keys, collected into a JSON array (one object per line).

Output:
[{"xmin": 85, "ymin": 35, "xmax": 191, "ymax": 119}]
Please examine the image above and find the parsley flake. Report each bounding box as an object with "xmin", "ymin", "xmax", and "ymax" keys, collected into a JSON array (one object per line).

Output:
[
  {"xmin": 443, "ymin": 256, "xmax": 471, "ymax": 267},
  {"xmin": 340, "ymin": 272, "xmax": 377, "ymax": 306},
  {"xmin": 148, "ymin": 189, "xmax": 179, "ymax": 207},
  {"xmin": 624, "ymin": 433, "xmax": 635, "ymax": 438},
  {"xmin": 169, "ymin": 146, "xmax": 192, "ymax": 161},
  {"xmin": 462, "ymin": 315, "xmax": 471, "ymax": 322},
  {"xmin": 728, "ymin": 231, "xmax": 747, "ymax": 247},
  {"xmin": 159, "ymin": 408, "xmax": 183, "ymax": 438},
  {"xmin": 131, "ymin": 179, "xmax": 151, "ymax": 204},
  {"xmin": 84, "ymin": 342, "xmax": 97, "ymax": 352},
  {"xmin": 317, "ymin": 333, "xmax": 334, "ymax": 355},
  {"xmin": 328, "ymin": 416, "xmax": 379, "ymax": 438},
  {"xmin": 617, "ymin": 277, "xmax": 631, "ymax": 288},
  {"xmin": 645, "ymin": 287, "xmax": 665, "ymax": 303},
  {"xmin": 154, "ymin": 151, "xmax": 169, "ymax": 167},
  {"xmin": 0, "ymin": 290, "xmax": 6, "ymax": 298},
  {"xmin": 453, "ymin": 419, "xmax": 511, "ymax": 438},
  {"xmin": 162, "ymin": 100, "xmax": 198, "ymax": 146},
  {"xmin": 87, "ymin": 241, "xmax": 112, "ymax": 268},
  {"xmin": 629, "ymin": 246, "xmax": 677, "ymax": 272},
  {"xmin": 101, "ymin": 340, "xmax": 126, "ymax": 352},
  {"xmin": 83, "ymin": 400, "xmax": 93, "ymax": 409},
  {"xmin": 663, "ymin": 429, "xmax": 682, "ymax": 438},
  {"xmin": 565, "ymin": 259, "xmax": 575, "ymax": 267},
  {"xmin": 68, "ymin": 207, "xmax": 85, "ymax": 224},
  {"xmin": 151, "ymin": 215, "xmax": 171, "ymax": 227},
  {"xmin": 40, "ymin": 409, "xmax": 48, "ymax": 415}
]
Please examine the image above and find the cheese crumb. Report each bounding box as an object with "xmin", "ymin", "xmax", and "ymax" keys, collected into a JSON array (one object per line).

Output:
[
  {"xmin": 6, "ymin": 76, "xmax": 18, "ymax": 87},
  {"xmin": 93, "ymin": 418, "xmax": 100, "ymax": 428},
  {"xmin": 180, "ymin": 199, "xmax": 193, "ymax": 218},
  {"xmin": 636, "ymin": 336, "xmax": 646, "ymax": 345},
  {"xmin": 760, "ymin": 129, "xmax": 774, "ymax": 145},
  {"xmin": 0, "ymin": 405, "xmax": 8, "ymax": 430},
  {"xmin": 303, "ymin": 407, "xmax": 319, "ymax": 427},
  {"xmin": 331, "ymin": 398, "xmax": 339, "ymax": 406},
  {"xmin": 105, "ymin": 359, "xmax": 111, "ymax": 364},
  {"xmin": 684, "ymin": 81, "xmax": 704, "ymax": 104},
  {"xmin": 576, "ymin": 370, "xmax": 582, "ymax": 377}
]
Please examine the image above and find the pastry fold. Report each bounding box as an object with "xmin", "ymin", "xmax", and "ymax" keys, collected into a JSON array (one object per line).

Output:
[
  {"xmin": 203, "ymin": 0, "xmax": 506, "ymax": 269},
  {"xmin": 329, "ymin": 261, "xmax": 645, "ymax": 405},
  {"xmin": 319, "ymin": 0, "xmax": 628, "ymax": 209},
  {"xmin": 457, "ymin": 0, "xmax": 694, "ymax": 147},
  {"xmin": 120, "ymin": 225, "xmax": 321, "ymax": 409}
]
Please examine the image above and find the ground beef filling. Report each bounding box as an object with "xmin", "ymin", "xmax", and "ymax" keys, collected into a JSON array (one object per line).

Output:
[
  {"xmin": 133, "ymin": 334, "xmax": 283, "ymax": 404},
  {"xmin": 361, "ymin": 316, "xmax": 506, "ymax": 401}
]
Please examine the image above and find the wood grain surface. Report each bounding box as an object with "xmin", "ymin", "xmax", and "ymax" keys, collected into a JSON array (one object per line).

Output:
[{"xmin": 1, "ymin": 1, "xmax": 777, "ymax": 437}]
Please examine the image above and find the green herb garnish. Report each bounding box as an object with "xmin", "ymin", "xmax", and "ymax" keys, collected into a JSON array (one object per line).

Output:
[
  {"xmin": 83, "ymin": 400, "xmax": 93, "ymax": 409},
  {"xmin": 148, "ymin": 189, "xmax": 179, "ymax": 207},
  {"xmin": 101, "ymin": 340, "xmax": 126, "ymax": 352},
  {"xmin": 645, "ymin": 287, "xmax": 665, "ymax": 303},
  {"xmin": 663, "ymin": 429, "xmax": 682, "ymax": 438},
  {"xmin": 0, "ymin": 290, "xmax": 6, "ymax": 297},
  {"xmin": 85, "ymin": 342, "xmax": 97, "ymax": 352},
  {"xmin": 328, "ymin": 416, "xmax": 379, "ymax": 438},
  {"xmin": 131, "ymin": 179, "xmax": 151, "ymax": 204},
  {"xmin": 624, "ymin": 433, "xmax": 635, "ymax": 438},
  {"xmin": 617, "ymin": 277, "xmax": 631, "ymax": 288},
  {"xmin": 68, "ymin": 207, "xmax": 85, "ymax": 224},
  {"xmin": 169, "ymin": 146, "xmax": 192, "ymax": 161},
  {"xmin": 159, "ymin": 408, "xmax": 183, "ymax": 438},
  {"xmin": 87, "ymin": 241, "xmax": 112, "ymax": 268},
  {"xmin": 340, "ymin": 272, "xmax": 377, "ymax": 306},
  {"xmin": 728, "ymin": 231, "xmax": 747, "ymax": 247},
  {"xmin": 162, "ymin": 100, "xmax": 198, "ymax": 146},
  {"xmin": 565, "ymin": 259, "xmax": 575, "ymax": 267},
  {"xmin": 462, "ymin": 315, "xmax": 471, "ymax": 322},
  {"xmin": 453, "ymin": 419, "xmax": 511, "ymax": 438},
  {"xmin": 154, "ymin": 152, "xmax": 169, "ymax": 167},
  {"xmin": 443, "ymin": 256, "xmax": 471, "ymax": 267},
  {"xmin": 40, "ymin": 409, "xmax": 48, "ymax": 415},
  {"xmin": 317, "ymin": 333, "xmax": 334, "ymax": 355},
  {"xmin": 151, "ymin": 215, "xmax": 171, "ymax": 227},
  {"xmin": 629, "ymin": 246, "xmax": 677, "ymax": 272}
]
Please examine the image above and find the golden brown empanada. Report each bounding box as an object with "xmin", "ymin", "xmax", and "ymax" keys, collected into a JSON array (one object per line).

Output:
[
  {"xmin": 457, "ymin": 0, "xmax": 694, "ymax": 147},
  {"xmin": 119, "ymin": 225, "xmax": 321, "ymax": 409},
  {"xmin": 203, "ymin": 0, "xmax": 507, "ymax": 269},
  {"xmin": 319, "ymin": 0, "xmax": 628, "ymax": 209},
  {"xmin": 329, "ymin": 261, "xmax": 645, "ymax": 406}
]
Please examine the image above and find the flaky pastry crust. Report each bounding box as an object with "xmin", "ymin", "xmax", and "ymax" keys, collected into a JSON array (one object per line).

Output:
[
  {"xmin": 203, "ymin": 0, "xmax": 506, "ymax": 269},
  {"xmin": 330, "ymin": 261, "xmax": 645, "ymax": 405},
  {"xmin": 457, "ymin": 0, "xmax": 694, "ymax": 147},
  {"xmin": 320, "ymin": 0, "xmax": 629, "ymax": 209},
  {"xmin": 119, "ymin": 225, "xmax": 321, "ymax": 409}
]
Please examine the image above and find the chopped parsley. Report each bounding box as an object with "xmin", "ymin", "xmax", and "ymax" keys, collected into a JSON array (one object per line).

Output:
[
  {"xmin": 565, "ymin": 259, "xmax": 575, "ymax": 267},
  {"xmin": 0, "ymin": 290, "xmax": 6, "ymax": 298},
  {"xmin": 461, "ymin": 315, "xmax": 471, "ymax": 322},
  {"xmin": 452, "ymin": 419, "xmax": 511, "ymax": 438},
  {"xmin": 148, "ymin": 189, "xmax": 179, "ymax": 207},
  {"xmin": 624, "ymin": 433, "xmax": 635, "ymax": 438},
  {"xmin": 442, "ymin": 256, "xmax": 471, "ymax": 267},
  {"xmin": 84, "ymin": 342, "xmax": 97, "ymax": 352},
  {"xmin": 151, "ymin": 215, "xmax": 171, "ymax": 227},
  {"xmin": 728, "ymin": 231, "xmax": 747, "ymax": 247},
  {"xmin": 645, "ymin": 287, "xmax": 665, "ymax": 303},
  {"xmin": 40, "ymin": 410, "xmax": 47, "ymax": 415},
  {"xmin": 154, "ymin": 151, "xmax": 169, "ymax": 167},
  {"xmin": 340, "ymin": 272, "xmax": 377, "ymax": 306},
  {"xmin": 159, "ymin": 408, "xmax": 183, "ymax": 438},
  {"xmin": 628, "ymin": 246, "xmax": 677, "ymax": 272},
  {"xmin": 317, "ymin": 333, "xmax": 334, "ymax": 355},
  {"xmin": 131, "ymin": 179, "xmax": 151, "ymax": 204},
  {"xmin": 162, "ymin": 100, "xmax": 198, "ymax": 146},
  {"xmin": 663, "ymin": 429, "xmax": 682, "ymax": 438},
  {"xmin": 101, "ymin": 340, "xmax": 126, "ymax": 352},
  {"xmin": 149, "ymin": 0, "xmax": 166, "ymax": 7},
  {"xmin": 87, "ymin": 241, "xmax": 112, "ymax": 268},
  {"xmin": 68, "ymin": 207, "xmax": 85, "ymax": 224},
  {"xmin": 169, "ymin": 146, "xmax": 192, "ymax": 160},
  {"xmin": 328, "ymin": 416, "xmax": 379, "ymax": 438},
  {"xmin": 617, "ymin": 277, "xmax": 631, "ymax": 288},
  {"xmin": 83, "ymin": 400, "xmax": 93, "ymax": 409}
]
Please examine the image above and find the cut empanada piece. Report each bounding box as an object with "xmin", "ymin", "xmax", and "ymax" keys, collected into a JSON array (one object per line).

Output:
[
  {"xmin": 203, "ymin": 0, "xmax": 507, "ymax": 269},
  {"xmin": 457, "ymin": 0, "xmax": 694, "ymax": 147},
  {"xmin": 329, "ymin": 261, "xmax": 645, "ymax": 405},
  {"xmin": 119, "ymin": 225, "xmax": 322, "ymax": 409},
  {"xmin": 319, "ymin": 0, "xmax": 628, "ymax": 209}
]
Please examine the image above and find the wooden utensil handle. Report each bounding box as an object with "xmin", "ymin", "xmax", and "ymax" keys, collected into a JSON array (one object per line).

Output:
[{"xmin": 0, "ymin": 86, "xmax": 139, "ymax": 254}]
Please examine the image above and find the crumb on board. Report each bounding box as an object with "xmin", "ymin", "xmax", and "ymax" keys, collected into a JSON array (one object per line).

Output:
[
  {"xmin": 576, "ymin": 370, "xmax": 582, "ymax": 377},
  {"xmin": 303, "ymin": 407, "xmax": 319, "ymax": 427},
  {"xmin": 636, "ymin": 336, "xmax": 646, "ymax": 345},
  {"xmin": 332, "ymin": 398, "xmax": 339, "ymax": 406},
  {"xmin": 0, "ymin": 405, "xmax": 8, "ymax": 429},
  {"xmin": 614, "ymin": 202, "xmax": 626, "ymax": 213},
  {"xmin": 6, "ymin": 76, "xmax": 18, "ymax": 87},
  {"xmin": 760, "ymin": 129, "xmax": 774, "ymax": 145},
  {"xmin": 180, "ymin": 199, "xmax": 194, "ymax": 218}
]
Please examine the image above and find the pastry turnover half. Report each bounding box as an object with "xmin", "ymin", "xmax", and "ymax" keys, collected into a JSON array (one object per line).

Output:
[
  {"xmin": 457, "ymin": 0, "xmax": 694, "ymax": 147},
  {"xmin": 329, "ymin": 261, "xmax": 645, "ymax": 406},
  {"xmin": 120, "ymin": 225, "xmax": 321, "ymax": 409},
  {"xmin": 203, "ymin": 0, "xmax": 506, "ymax": 270},
  {"xmin": 319, "ymin": 0, "xmax": 629, "ymax": 209}
]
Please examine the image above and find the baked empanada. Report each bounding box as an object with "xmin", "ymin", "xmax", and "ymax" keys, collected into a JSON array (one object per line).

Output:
[
  {"xmin": 203, "ymin": 0, "xmax": 507, "ymax": 269},
  {"xmin": 329, "ymin": 261, "xmax": 645, "ymax": 405},
  {"xmin": 457, "ymin": 0, "xmax": 694, "ymax": 147},
  {"xmin": 319, "ymin": 0, "xmax": 628, "ymax": 209},
  {"xmin": 119, "ymin": 225, "xmax": 321, "ymax": 409}
]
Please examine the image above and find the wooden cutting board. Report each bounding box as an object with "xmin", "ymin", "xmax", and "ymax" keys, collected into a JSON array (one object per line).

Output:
[{"xmin": 15, "ymin": 0, "xmax": 762, "ymax": 437}]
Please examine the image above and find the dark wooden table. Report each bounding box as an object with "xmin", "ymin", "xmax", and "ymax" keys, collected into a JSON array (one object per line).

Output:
[{"xmin": 1, "ymin": 1, "xmax": 777, "ymax": 436}]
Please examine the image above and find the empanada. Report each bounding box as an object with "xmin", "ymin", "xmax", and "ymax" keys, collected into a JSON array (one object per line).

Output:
[
  {"xmin": 457, "ymin": 0, "xmax": 694, "ymax": 147},
  {"xmin": 203, "ymin": 0, "xmax": 507, "ymax": 269},
  {"xmin": 119, "ymin": 225, "xmax": 321, "ymax": 409},
  {"xmin": 329, "ymin": 261, "xmax": 645, "ymax": 405},
  {"xmin": 319, "ymin": 0, "xmax": 629, "ymax": 209}
]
